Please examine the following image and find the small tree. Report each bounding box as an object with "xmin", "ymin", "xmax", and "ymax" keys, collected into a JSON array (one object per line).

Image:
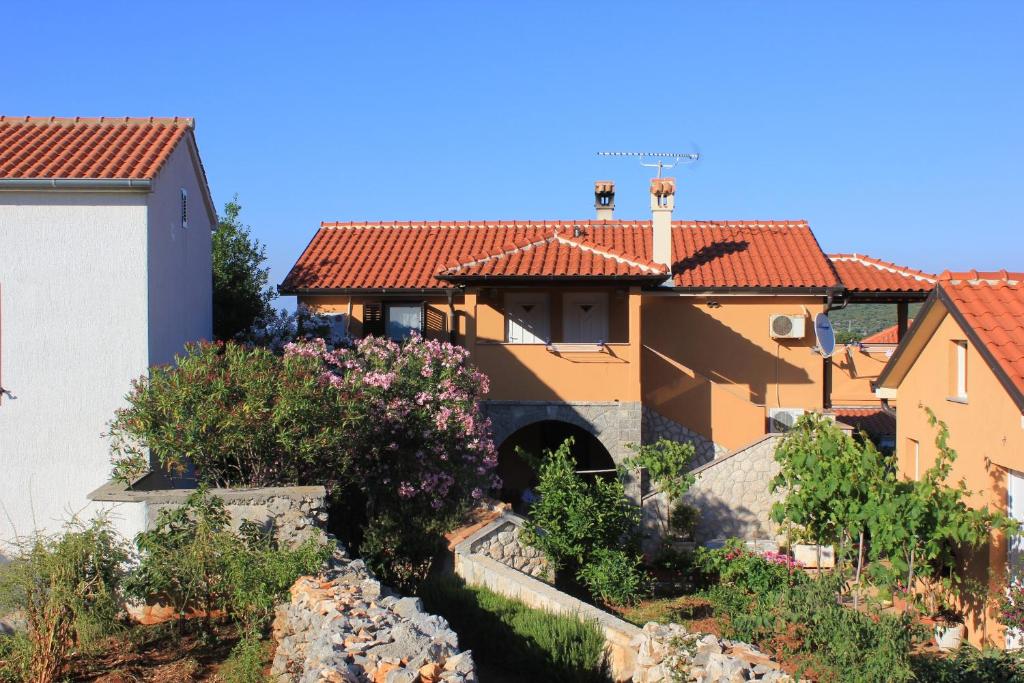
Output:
[
  {"xmin": 213, "ymin": 197, "xmax": 274, "ymax": 341},
  {"xmin": 521, "ymin": 438, "xmax": 647, "ymax": 605},
  {"xmin": 622, "ymin": 438, "xmax": 698, "ymax": 538}
]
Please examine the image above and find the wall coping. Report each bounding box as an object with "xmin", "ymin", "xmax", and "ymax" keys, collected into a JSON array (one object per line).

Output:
[
  {"xmin": 483, "ymin": 400, "xmax": 637, "ymax": 407},
  {"xmin": 687, "ymin": 434, "xmax": 781, "ymax": 476},
  {"xmin": 87, "ymin": 478, "xmax": 326, "ymax": 504}
]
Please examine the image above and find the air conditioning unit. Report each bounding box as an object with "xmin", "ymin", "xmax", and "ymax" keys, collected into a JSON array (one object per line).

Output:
[
  {"xmin": 768, "ymin": 408, "xmax": 805, "ymax": 433},
  {"xmin": 770, "ymin": 314, "xmax": 806, "ymax": 339}
]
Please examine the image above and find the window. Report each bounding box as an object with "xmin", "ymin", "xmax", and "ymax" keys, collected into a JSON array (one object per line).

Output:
[
  {"xmin": 385, "ymin": 304, "xmax": 421, "ymax": 341},
  {"xmin": 950, "ymin": 339, "xmax": 968, "ymax": 400},
  {"xmin": 324, "ymin": 313, "xmax": 348, "ymax": 343},
  {"xmin": 562, "ymin": 292, "xmax": 609, "ymax": 343},
  {"xmin": 907, "ymin": 437, "xmax": 920, "ymax": 480},
  {"xmin": 180, "ymin": 188, "xmax": 188, "ymax": 228},
  {"xmin": 505, "ymin": 293, "xmax": 550, "ymax": 344}
]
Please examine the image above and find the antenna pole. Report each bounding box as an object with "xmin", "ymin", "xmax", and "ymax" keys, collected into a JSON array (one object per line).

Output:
[{"xmin": 596, "ymin": 150, "xmax": 700, "ymax": 176}]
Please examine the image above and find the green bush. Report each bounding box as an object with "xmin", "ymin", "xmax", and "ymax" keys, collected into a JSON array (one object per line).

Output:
[
  {"xmin": 521, "ymin": 437, "xmax": 646, "ymax": 605},
  {"xmin": 576, "ymin": 548, "xmax": 649, "ymax": 607},
  {"xmin": 125, "ymin": 487, "xmax": 330, "ymax": 632},
  {"xmin": 911, "ymin": 645, "xmax": 1024, "ymax": 683},
  {"xmin": 0, "ymin": 516, "xmax": 131, "ymax": 683},
  {"xmin": 0, "ymin": 632, "xmax": 31, "ymax": 683},
  {"xmin": 418, "ymin": 576, "xmax": 608, "ymax": 682},
  {"xmin": 694, "ymin": 540, "xmax": 806, "ymax": 596},
  {"xmin": 219, "ymin": 634, "xmax": 270, "ymax": 683}
]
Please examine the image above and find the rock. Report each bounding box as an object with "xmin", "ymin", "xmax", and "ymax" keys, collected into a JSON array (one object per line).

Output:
[{"xmin": 393, "ymin": 596, "xmax": 423, "ymax": 619}]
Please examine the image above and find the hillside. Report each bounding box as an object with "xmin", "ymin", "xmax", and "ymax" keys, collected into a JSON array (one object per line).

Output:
[{"xmin": 830, "ymin": 303, "xmax": 923, "ymax": 344}]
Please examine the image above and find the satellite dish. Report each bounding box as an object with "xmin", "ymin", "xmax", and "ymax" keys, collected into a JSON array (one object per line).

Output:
[{"xmin": 814, "ymin": 313, "xmax": 836, "ymax": 358}]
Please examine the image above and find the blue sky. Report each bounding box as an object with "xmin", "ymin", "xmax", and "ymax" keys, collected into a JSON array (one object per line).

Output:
[{"xmin": 5, "ymin": 2, "xmax": 1022, "ymax": 304}]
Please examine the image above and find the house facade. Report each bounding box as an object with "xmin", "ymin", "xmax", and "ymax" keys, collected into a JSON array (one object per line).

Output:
[
  {"xmin": 0, "ymin": 117, "xmax": 214, "ymax": 545},
  {"xmin": 282, "ymin": 178, "xmax": 846, "ymax": 540},
  {"xmin": 876, "ymin": 271, "xmax": 1024, "ymax": 647}
]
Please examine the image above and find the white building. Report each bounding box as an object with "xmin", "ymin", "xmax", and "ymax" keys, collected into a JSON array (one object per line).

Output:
[{"xmin": 0, "ymin": 116, "xmax": 215, "ymax": 545}]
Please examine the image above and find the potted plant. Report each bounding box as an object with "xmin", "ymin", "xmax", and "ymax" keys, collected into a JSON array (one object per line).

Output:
[{"xmin": 931, "ymin": 605, "xmax": 967, "ymax": 651}]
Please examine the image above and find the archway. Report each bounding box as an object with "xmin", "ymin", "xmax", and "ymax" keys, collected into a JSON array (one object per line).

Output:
[{"xmin": 496, "ymin": 420, "xmax": 616, "ymax": 512}]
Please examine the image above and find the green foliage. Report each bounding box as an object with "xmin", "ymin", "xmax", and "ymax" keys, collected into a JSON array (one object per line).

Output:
[
  {"xmin": 706, "ymin": 572, "xmax": 919, "ymax": 683},
  {"xmin": 622, "ymin": 439, "xmax": 697, "ymax": 502},
  {"xmin": 0, "ymin": 631, "xmax": 32, "ymax": 682},
  {"xmin": 771, "ymin": 413, "xmax": 888, "ymax": 554},
  {"xmin": 576, "ymin": 548, "xmax": 649, "ymax": 607},
  {"xmin": 0, "ymin": 516, "xmax": 131, "ymax": 683},
  {"xmin": 911, "ymin": 645, "xmax": 1024, "ymax": 683},
  {"xmin": 522, "ymin": 438, "xmax": 640, "ymax": 572},
  {"xmin": 125, "ymin": 488, "xmax": 329, "ymax": 632},
  {"xmin": 694, "ymin": 540, "xmax": 806, "ymax": 596},
  {"xmin": 829, "ymin": 303, "xmax": 923, "ymax": 343},
  {"xmin": 418, "ymin": 576, "xmax": 609, "ymax": 683},
  {"xmin": 668, "ymin": 501, "xmax": 700, "ymax": 539},
  {"xmin": 108, "ymin": 340, "xmax": 354, "ymax": 488},
  {"xmin": 213, "ymin": 196, "xmax": 274, "ymax": 341},
  {"xmin": 521, "ymin": 438, "xmax": 646, "ymax": 605},
  {"xmin": 219, "ymin": 634, "xmax": 270, "ymax": 683},
  {"xmin": 358, "ymin": 510, "xmax": 439, "ymax": 591}
]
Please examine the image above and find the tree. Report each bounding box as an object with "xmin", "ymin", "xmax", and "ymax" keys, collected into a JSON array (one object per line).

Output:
[{"xmin": 212, "ymin": 197, "xmax": 274, "ymax": 341}]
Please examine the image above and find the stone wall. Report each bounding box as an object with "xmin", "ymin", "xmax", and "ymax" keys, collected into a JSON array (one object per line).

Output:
[
  {"xmin": 453, "ymin": 513, "xmax": 641, "ymax": 682},
  {"xmin": 272, "ymin": 557, "xmax": 476, "ymax": 683},
  {"xmin": 641, "ymin": 407, "xmax": 728, "ymax": 468},
  {"xmin": 88, "ymin": 482, "xmax": 328, "ymax": 550},
  {"xmin": 483, "ymin": 400, "xmax": 642, "ymax": 465},
  {"xmin": 682, "ymin": 435, "xmax": 783, "ymax": 543},
  {"xmin": 467, "ymin": 515, "xmax": 550, "ymax": 582}
]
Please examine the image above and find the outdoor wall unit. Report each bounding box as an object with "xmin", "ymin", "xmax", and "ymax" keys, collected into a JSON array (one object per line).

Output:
[
  {"xmin": 767, "ymin": 407, "xmax": 805, "ymax": 433},
  {"xmin": 769, "ymin": 314, "xmax": 806, "ymax": 340}
]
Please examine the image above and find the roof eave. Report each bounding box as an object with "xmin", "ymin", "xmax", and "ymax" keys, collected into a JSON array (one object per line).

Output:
[
  {"xmin": 279, "ymin": 285, "xmax": 461, "ymax": 296},
  {"xmin": 436, "ymin": 274, "xmax": 668, "ymax": 285},
  {"xmin": 0, "ymin": 178, "xmax": 152, "ymax": 190}
]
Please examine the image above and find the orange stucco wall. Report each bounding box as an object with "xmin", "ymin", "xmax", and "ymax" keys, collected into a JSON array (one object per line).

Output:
[
  {"xmin": 830, "ymin": 344, "xmax": 893, "ymax": 407},
  {"xmin": 299, "ymin": 291, "xmax": 829, "ymax": 451},
  {"xmin": 641, "ymin": 296, "xmax": 826, "ymax": 450},
  {"xmin": 894, "ymin": 311, "xmax": 1024, "ymax": 647}
]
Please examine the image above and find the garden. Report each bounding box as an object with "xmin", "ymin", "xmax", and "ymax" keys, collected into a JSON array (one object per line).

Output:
[{"xmin": 4, "ymin": 300, "xmax": 1024, "ymax": 680}]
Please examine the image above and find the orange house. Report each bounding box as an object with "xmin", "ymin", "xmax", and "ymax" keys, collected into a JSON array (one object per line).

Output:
[
  {"xmin": 282, "ymin": 179, "xmax": 856, "ymax": 540},
  {"xmin": 876, "ymin": 271, "xmax": 1024, "ymax": 647}
]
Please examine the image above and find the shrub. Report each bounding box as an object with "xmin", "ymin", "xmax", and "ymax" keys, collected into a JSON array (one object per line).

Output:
[
  {"xmin": 577, "ymin": 548, "xmax": 649, "ymax": 607},
  {"xmin": 108, "ymin": 340, "xmax": 353, "ymax": 488},
  {"xmin": 695, "ymin": 539, "xmax": 806, "ymax": 596},
  {"xmin": 418, "ymin": 576, "xmax": 608, "ymax": 682},
  {"xmin": 912, "ymin": 645, "xmax": 1024, "ymax": 683},
  {"xmin": 126, "ymin": 488, "xmax": 330, "ymax": 632},
  {"xmin": 0, "ymin": 633, "xmax": 31, "ymax": 683},
  {"xmin": 219, "ymin": 634, "xmax": 270, "ymax": 683},
  {"xmin": 0, "ymin": 516, "xmax": 131, "ymax": 683}
]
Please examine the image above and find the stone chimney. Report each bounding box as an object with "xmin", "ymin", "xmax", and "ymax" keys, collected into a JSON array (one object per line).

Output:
[
  {"xmin": 650, "ymin": 177, "xmax": 675, "ymax": 282},
  {"xmin": 594, "ymin": 180, "xmax": 615, "ymax": 220}
]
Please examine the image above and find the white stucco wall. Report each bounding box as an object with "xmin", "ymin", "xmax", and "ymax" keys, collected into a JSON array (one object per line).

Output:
[
  {"xmin": 0, "ymin": 141, "xmax": 214, "ymax": 548},
  {"xmin": 146, "ymin": 141, "xmax": 213, "ymax": 365},
  {"xmin": 0, "ymin": 192, "xmax": 151, "ymax": 544}
]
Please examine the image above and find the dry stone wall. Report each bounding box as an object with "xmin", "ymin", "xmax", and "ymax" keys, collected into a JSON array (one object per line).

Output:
[
  {"xmin": 468, "ymin": 517, "xmax": 550, "ymax": 581},
  {"xmin": 271, "ymin": 557, "xmax": 476, "ymax": 683}
]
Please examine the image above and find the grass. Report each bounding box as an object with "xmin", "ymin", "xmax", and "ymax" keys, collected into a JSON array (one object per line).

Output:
[{"xmin": 417, "ymin": 576, "xmax": 610, "ymax": 683}]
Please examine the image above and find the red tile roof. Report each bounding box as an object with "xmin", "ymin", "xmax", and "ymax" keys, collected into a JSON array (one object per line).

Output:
[
  {"xmin": 828, "ymin": 253, "xmax": 935, "ymax": 293},
  {"xmin": 833, "ymin": 408, "xmax": 896, "ymax": 437},
  {"xmin": 281, "ymin": 220, "xmax": 839, "ymax": 292},
  {"xmin": 939, "ymin": 271, "xmax": 1024, "ymax": 404},
  {"xmin": 439, "ymin": 230, "xmax": 668, "ymax": 279},
  {"xmin": 860, "ymin": 321, "xmax": 914, "ymax": 345},
  {"xmin": 0, "ymin": 116, "xmax": 192, "ymax": 180}
]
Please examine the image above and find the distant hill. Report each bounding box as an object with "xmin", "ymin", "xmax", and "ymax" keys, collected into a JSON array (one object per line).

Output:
[{"xmin": 830, "ymin": 303, "xmax": 923, "ymax": 344}]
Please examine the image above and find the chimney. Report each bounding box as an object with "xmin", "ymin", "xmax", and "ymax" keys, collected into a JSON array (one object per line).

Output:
[
  {"xmin": 594, "ymin": 180, "xmax": 615, "ymax": 220},
  {"xmin": 650, "ymin": 177, "xmax": 675, "ymax": 282}
]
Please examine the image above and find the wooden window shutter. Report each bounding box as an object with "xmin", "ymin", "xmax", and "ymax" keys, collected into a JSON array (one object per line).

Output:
[
  {"xmin": 421, "ymin": 303, "xmax": 448, "ymax": 338},
  {"xmin": 363, "ymin": 303, "xmax": 385, "ymax": 337}
]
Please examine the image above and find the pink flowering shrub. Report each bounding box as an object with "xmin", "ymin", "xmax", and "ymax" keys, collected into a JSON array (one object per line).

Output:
[
  {"xmin": 999, "ymin": 579, "xmax": 1024, "ymax": 636},
  {"xmin": 109, "ymin": 334, "xmax": 498, "ymax": 588},
  {"xmin": 694, "ymin": 539, "xmax": 806, "ymax": 596}
]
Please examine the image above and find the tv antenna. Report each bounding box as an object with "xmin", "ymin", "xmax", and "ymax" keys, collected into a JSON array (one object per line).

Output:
[{"xmin": 597, "ymin": 150, "xmax": 700, "ymax": 177}]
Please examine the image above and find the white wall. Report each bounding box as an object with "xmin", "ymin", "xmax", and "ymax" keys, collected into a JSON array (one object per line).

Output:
[
  {"xmin": 146, "ymin": 140, "xmax": 213, "ymax": 365},
  {"xmin": 0, "ymin": 192, "xmax": 150, "ymax": 543}
]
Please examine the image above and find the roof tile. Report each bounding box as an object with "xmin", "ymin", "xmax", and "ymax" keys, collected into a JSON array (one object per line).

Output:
[
  {"xmin": 0, "ymin": 116, "xmax": 192, "ymax": 180},
  {"xmin": 829, "ymin": 253, "xmax": 935, "ymax": 293}
]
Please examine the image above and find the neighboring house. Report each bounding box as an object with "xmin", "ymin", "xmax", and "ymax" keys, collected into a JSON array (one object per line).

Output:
[
  {"xmin": 281, "ymin": 178, "xmax": 846, "ymax": 540},
  {"xmin": 876, "ymin": 271, "xmax": 1024, "ymax": 647},
  {"xmin": 0, "ymin": 116, "xmax": 214, "ymax": 545},
  {"xmin": 826, "ymin": 254, "xmax": 936, "ymax": 448}
]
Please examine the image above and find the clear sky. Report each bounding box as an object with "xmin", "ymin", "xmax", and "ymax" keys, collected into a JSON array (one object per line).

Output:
[{"xmin": 5, "ymin": 2, "xmax": 1022, "ymax": 304}]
